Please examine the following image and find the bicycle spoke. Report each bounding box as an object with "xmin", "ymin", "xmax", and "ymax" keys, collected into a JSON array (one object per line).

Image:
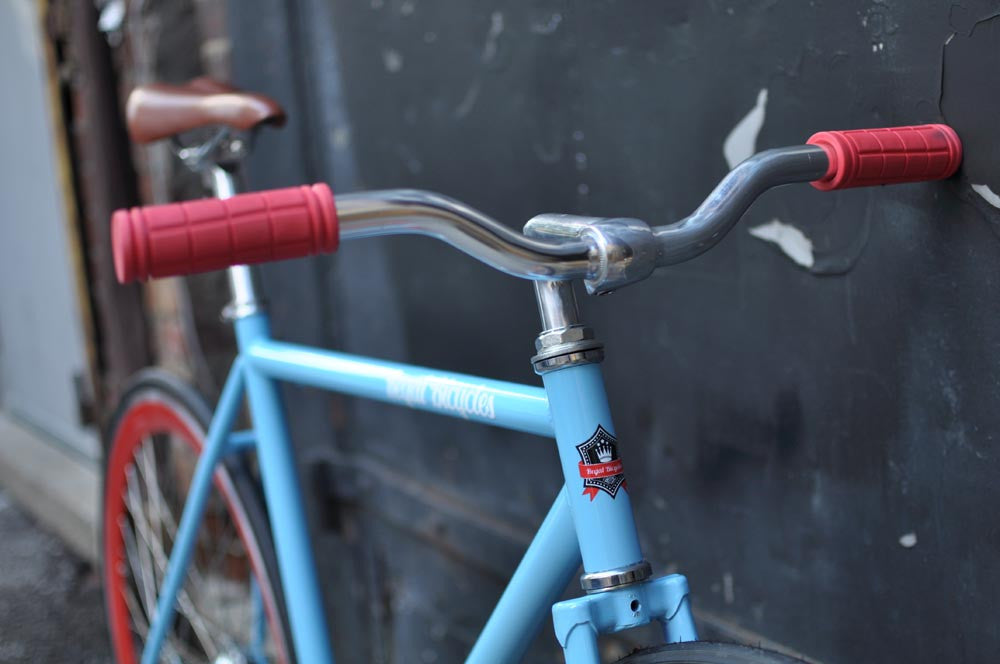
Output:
[
  {"xmin": 131, "ymin": 451, "xmax": 168, "ymax": 594},
  {"xmin": 122, "ymin": 475, "xmax": 159, "ymax": 625},
  {"xmin": 126, "ymin": 463, "xmax": 221, "ymax": 660},
  {"xmin": 123, "ymin": 583, "xmax": 150, "ymax": 638},
  {"xmin": 195, "ymin": 514, "xmax": 263, "ymax": 649},
  {"xmin": 134, "ymin": 437, "xmax": 207, "ymax": 589},
  {"xmin": 199, "ymin": 510, "xmax": 241, "ymax": 581},
  {"xmin": 139, "ymin": 437, "xmax": 167, "ymax": 554},
  {"xmin": 130, "ymin": 587, "xmax": 210, "ymax": 664},
  {"xmin": 109, "ymin": 402, "xmax": 276, "ymax": 663},
  {"xmin": 131, "ymin": 439, "xmax": 243, "ymax": 656},
  {"xmin": 120, "ymin": 517, "xmax": 152, "ymax": 631}
]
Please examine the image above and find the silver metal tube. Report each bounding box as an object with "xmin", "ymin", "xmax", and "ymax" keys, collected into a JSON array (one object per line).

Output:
[
  {"xmin": 652, "ymin": 145, "xmax": 828, "ymax": 265},
  {"xmin": 328, "ymin": 147, "xmax": 828, "ymax": 289},
  {"xmin": 225, "ymin": 266, "xmax": 259, "ymax": 317},
  {"xmin": 534, "ymin": 281, "xmax": 580, "ymax": 331},
  {"xmin": 209, "ymin": 165, "xmax": 237, "ymax": 199},
  {"xmin": 209, "ymin": 166, "xmax": 262, "ymax": 318},
  {"xmin": 335, "ymin": 189, "xmax": 593, "ymax": 281}
]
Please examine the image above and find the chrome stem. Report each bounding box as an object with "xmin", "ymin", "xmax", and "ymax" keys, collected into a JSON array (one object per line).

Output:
[{"xmin": 534, "ymin": 281, "xmax": 580, "ymax": 332}]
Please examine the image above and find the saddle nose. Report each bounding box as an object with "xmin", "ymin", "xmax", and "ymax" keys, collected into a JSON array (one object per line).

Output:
[{"xmin": 125, "ymin": 76, "xmax": 286, "ymax": 144}]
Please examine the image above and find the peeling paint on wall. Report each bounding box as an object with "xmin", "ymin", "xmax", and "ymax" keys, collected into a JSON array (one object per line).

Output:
[
  {"xmin": 454, "ymin": 80, "xmax": 481, "ymax": 118},
  {"xmin": 250, "ymin": 2, "xmax": 1000, "ymax": 660},
  {"xmin": 382, "ymin": 48, "xmax": 403, "ymax": 73},
  {"xmin": 971, "ymin": 184, "xmax": 1000, "ymax": 209},
  {"xmin": 941, "ymin": 13, "xmax": 1000, "ymax": 193},
  {"xmin": 723, "ymin": 88, "xmax": 768, "ymax": 169},
  {"xmin": 530, "ymin": 12, "xmax": 562, "ymax": 35},
  {"xmin": 748, "ymin": 218, "xmax": 815, "ymax": 268},
  {"xmin": 482, "ymin": 11, "xmax": 504, "ymax": 63}
]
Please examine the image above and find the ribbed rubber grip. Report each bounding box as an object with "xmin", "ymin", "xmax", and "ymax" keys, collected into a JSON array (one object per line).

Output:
[
  {"xmin": 807, "ymin": 124, "xmax": 962, "ymax": 191},
  {"xmin": 112, "ymin": 183, "xmax": 337, "ymax": 283}
]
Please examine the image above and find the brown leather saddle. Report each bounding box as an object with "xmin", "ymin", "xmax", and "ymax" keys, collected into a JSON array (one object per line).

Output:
[{"xmin": 125, "ymin": 77, "xmax": 286, "ymax": 144}]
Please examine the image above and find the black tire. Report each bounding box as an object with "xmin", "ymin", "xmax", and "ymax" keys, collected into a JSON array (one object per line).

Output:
[
  {"xmin": 619, "ymin": 641, "xmax": 807, "ymax": 663},
  {"xmin": 101, "ymin": 369, "xmax": 295, "ymax": 663}
]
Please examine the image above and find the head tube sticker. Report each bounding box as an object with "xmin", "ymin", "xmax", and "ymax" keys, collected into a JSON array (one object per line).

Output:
[{"xmin": 576, "ymin": 425, "xmax": 626, "ymax": 501}]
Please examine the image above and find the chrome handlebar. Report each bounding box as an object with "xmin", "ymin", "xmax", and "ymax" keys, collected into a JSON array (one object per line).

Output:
[
  {"xmin": 335, "ymin": 145, "xmax": 830, "ymax": 294},
  {"xmin": 653, "ymin": 145, "xmax": 828, "ymax": 264},
  {"xmin": 335, "ymin": 190, "xmax": 593, "ymax": 281}
]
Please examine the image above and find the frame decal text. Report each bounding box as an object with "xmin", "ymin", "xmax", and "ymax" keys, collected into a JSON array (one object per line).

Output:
[{"xmin": 386, "ymin": 373, "xmax": 497, "ymax": 420}]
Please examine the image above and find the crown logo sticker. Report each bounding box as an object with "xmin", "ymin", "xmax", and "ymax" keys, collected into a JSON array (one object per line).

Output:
[
  {"xmin": 575, "ymin": 425, "xmax": 626, "ymax": 500},
  {"xmin": 594, "ymin": 441, "xmax": 615, "ymax": 463}
]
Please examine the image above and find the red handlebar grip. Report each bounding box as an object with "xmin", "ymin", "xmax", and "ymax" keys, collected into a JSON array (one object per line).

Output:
[
  {"xmin": 112, "ymin": 183, "xmax": 337, "ymax": 283},
  {"xmin": 807, "ymin": 124, "xmax": 961, "ymax": 191}
]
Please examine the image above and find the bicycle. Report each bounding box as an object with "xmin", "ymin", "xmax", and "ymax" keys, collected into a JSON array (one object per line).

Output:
[{"xmin": 101, "ymin": 78, "xmax": 963, "ymax": 664}]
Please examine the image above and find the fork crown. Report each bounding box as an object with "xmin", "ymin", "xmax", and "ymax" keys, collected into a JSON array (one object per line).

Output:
[{"xmin": 552, "ymin": 573, "xmax": 698, "ymax": 663}]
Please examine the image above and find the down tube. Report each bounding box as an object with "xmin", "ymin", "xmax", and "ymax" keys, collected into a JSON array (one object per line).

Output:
[{"xmin": 466, "ymin": 488, "xmax": 581, "ymax": 664}]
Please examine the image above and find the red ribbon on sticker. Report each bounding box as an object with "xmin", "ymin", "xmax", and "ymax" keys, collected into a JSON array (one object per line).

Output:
[
  {"xmin": 579, "ymin": 459, "xmax": 622, "ymax": 480},
  {"xmin": 578, "ymin": 459, "xmax": 623, "ymax": 479},
  {"xmin": 579, "ymin": 461, "xmax": 626, "ymax": 500}
]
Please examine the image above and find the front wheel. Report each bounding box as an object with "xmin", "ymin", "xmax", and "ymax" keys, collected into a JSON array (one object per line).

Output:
[
  {"xmin": 619, "ymin": 642, "xmax": 806, "ymax": 663},
  {"xmin": 102, "ymin": 369, "xmax": 293, "ymax": 663}
]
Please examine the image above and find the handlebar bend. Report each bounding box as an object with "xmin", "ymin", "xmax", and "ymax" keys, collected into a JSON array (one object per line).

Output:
[{"xmin": 111, "ymin": 124, "xmax": 962, "ymax": 293}]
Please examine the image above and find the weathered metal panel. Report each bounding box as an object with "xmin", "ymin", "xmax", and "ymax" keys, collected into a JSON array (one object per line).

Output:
[{"xmin": 231, "ymin": 1, "xmax": 1000, "ymax": 661}]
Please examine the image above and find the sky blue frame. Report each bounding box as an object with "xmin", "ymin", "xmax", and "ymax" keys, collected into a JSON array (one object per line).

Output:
[{"xmin": 139, "ymin": 309, "xmax": 697, "ymax": 664}]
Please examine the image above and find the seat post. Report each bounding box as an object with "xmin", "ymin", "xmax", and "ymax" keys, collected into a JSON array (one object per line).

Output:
[{"xmin": 209, "ymin": 165, "xmax": 263, "ymax": 320}]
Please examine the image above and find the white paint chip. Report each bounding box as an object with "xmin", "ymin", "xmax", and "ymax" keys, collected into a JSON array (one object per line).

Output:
[
  {"xmin": 972, "ymin": 184, "xmax": 1000, "ymax": 209},
  {"xmin": 330, "ymin": 127, "xmax": 351, "ymax": 150},
  {"xmin": 531, "ymin": 12, "xmax": 562, "ymax": 35},
  {"xmin": 482, "ymin": 11, "xmax": 504, "ymax": 63},
  {"xmin": 748, "ymin": 219, "xmax": 815, "ymax": 268},
  {"xmin": 454, "ymin": 80, "xmax": 481, "ymax": 118},
  {"xmin": 97, "ymin": 0, "xmax": 125, "ymax": 33},
  {"xmin": 723, "ymin": 88, "xmax": 768, "ymax": 169},
  {"xmin": 382, "ymin": 49, "xmax": 403, "ymax": 73},
  {"xmin": 899, "ymin": 532, "xmax": 918, "ymax": 548}
]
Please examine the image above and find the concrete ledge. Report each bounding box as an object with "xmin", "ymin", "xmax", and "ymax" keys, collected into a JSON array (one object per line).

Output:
[{"xmin": 0, "ymin": 412, "xmax": 100, "ymax": 563}]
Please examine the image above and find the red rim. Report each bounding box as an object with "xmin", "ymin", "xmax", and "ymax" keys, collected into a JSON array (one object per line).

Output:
[{"xmin": 103, "ymin": 395, "xmax": 289, "ymax": 664}]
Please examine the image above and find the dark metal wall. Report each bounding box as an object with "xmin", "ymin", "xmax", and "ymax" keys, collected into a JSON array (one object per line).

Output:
[{"xmin": 229, "ymin": 2, "xmax": 1000, "ymax": 662}]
